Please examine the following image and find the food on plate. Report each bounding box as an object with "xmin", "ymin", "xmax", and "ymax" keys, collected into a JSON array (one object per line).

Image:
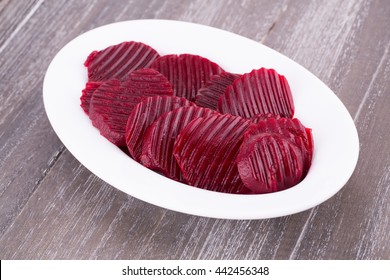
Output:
[
  {"xmin": 80, "ymin": 81, "xmax": 102, "ymax": 114},
  {"xmin": 173, "ymin": 114, "xmax": 251, "ymax": 194},
  {"xmin": 84, "ymin": 41, "xmax": 160, "ymax": 82},
  {"xmin": 250, "ymin": 113, "xmax": 281, "ymax": 123},
  {"xmin": 244, "ymin": 117, "xmax": 313, "ymax": 176},
  {"xmin": 150, "ymin": 54, "xmax": 224, "ymax": 101},
  {"xmin": 141, "ymin": 106, "xmax": 217, "ymax": 182},
  {"xmin": 218, "ymin": 68, "xmax": 294, "ymax": 118},
  {"xmin": 81, "ymin": 41, "xmax": 313, "ymax": 195},
  {"xmin": 195, "ymin": 72, "xmax": 241, "ymax": 110},
  {"xmin": 237, "ymin": 133, "xmax": 304, "ymax": 194},
  {"xmin": 89, "ymin": 68, "xmax": 173, "ymax": 147},
  {"xmin": 125, "ymin": 95, "xmax": 195, "ymax": 161}
]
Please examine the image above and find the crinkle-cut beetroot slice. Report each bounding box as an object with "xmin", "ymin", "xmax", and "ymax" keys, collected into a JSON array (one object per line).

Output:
[
  {"xmin": 217, "ymin": 68, "xmax": 294, "ymax": 118},
  {"xmin": 126, "ymin": 96, "xmax": 195, "ymax": 161},
  {"xmin": 274, "ymin": 118, "xmax": 313, "ymax": 175},
  {"xmin": 80, "ymin": 81, "xmax": 103, "ymax": 115},
  {"xmin": 140, "ymin": 106, "xmax": 218, "ymax": 182},
  {"xmin": 89, "ymin": 69, "xmax": 173, "ymax": 147},
  {"xmin": 150, "ymin": 54, "xmax": 225, "ymax": 102},
  {"xmin": 237, "ymin": 133, "xmax": 304, "ymax": 194},
  {"xmin": 84, "ymin": 41, "xmax": 160, "ymax": 82},
  {"xmin": 173, "ymin": 114, "xmax": 251, "ymax": 194},
  {"xmin": 245, "ymin": 117, "xmax": 313, "ymax": 177},
  {"xmin": 127, "ymin": 68, "xmax": 174, "ymax": 96},
  {"xmin": 250, "ymin": 113, "xmax": 281, "ymax": 123},
  {"xmin": 195, "ymin": 72, "xmax": 241, "ymax": 110}
]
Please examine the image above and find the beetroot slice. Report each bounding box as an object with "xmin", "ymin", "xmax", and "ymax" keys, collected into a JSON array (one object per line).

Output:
[
  {"xmin": 140, "ymin": 106, "xmax": 217, "ymax": 182},
  {"xmin": 126, "ymin": 96, "xmax": 195, "ymax": 161},
  {"xmin": 150, "ymin": 54, "xmax": 224, "ymax": 102},
  {"xmin": 195, "ymin": 72, "xmax": 241, "ymax": 110},
  {"xmin": 245, "ymin": 117, "xmax": 313, "ymax": 176},
  {"xmin": 237, "ymin": 133, "xmax": 304, "ymax": 194},
  {"xmin": 89, "ymin": 69, "xmax": 173, "ymax": 147},
  {"xmin": 250, "ymin": 113, "xmax": 281, "ymax": 123},
  {"xmin": 84, "ymin": 41, "xmax": 160, "ymax": 82},
  {"xmin": 217, "ymin": 68, "xmax": 294, "ymax": 118},
  {"xmin": 173, "ymin": 114, "xmax": 251, "ymax": 194},
  {"xmin": 80, "ymin": 81, "xmax": 102, "ymax": 114}
]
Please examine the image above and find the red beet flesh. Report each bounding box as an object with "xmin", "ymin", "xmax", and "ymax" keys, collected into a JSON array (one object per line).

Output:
[
  {"xmin": 80, "ymin": 81, "xmax": 102, "ymax": 114},
  {"xmin": 150, "ymin": 54, "xmax": 225, "ymax": 102},
  {"xmin": 84, "ymin": 41, "xmax": 160, "ymax": 82},
  {"xmin": 218, "ymin": 68, "xmax": 294, "ymax": 118},
  {"xmin": 89, "ymin": 69, "xmax": 173, "ymax": 147},
  {"xmin": 245, "ymin": 117, "xmax": 313, "ymax": 176},
  {"xmin": 237, "ymin": 133, "xmax": 304, "ymax": 194},
  {"xmin": 141, "ymin": 106, "xmax": 217, "ymax": 182},
  {"xmin": 195, "ymin": 72, "xmax": 241, "ymax": 110},
  {"xmin": 125, "ymin": 96, "xmax": 195, "ymax": 161},
  {"xmin": 81, "ymin": 40, "xmax": 314, "ymax": 195},
  {"xmin": 250, "ymin": 113, "xmax": 281, "ymax": 123},
  {"xmin": 173, "ymin": 114, "xmax": 251, "ymax": 194}
]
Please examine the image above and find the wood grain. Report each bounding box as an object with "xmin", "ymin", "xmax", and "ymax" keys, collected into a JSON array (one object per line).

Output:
[{"xmin": 0, "ymin": 0, "xmax": 389, "ymax": 259}]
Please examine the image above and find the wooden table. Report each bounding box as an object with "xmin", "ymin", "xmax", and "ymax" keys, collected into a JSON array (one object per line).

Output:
[{"xmin": 1, "ymin": 0, "xmax": 389, "ymax": 260}]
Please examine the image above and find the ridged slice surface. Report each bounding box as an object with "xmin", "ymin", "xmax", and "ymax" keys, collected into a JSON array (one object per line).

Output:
[
  {"xmin": 141, "ymin": 106, "xmax": 217, "ymax": 182},
  {"xmin": 150, "ymin": 54, "xmax": 224, "ymax": 102},
  {"xmin": 245, "ymin": 117, "xmax": 313, "ymax": 176},
  {"xmin": 217, "ymin": 68, "xmax": 294, "ymax": 118},
  {"xmin": 84, "ymin": 41, "xmax": 160, "ymax": 82},
  {"xmin": 80, "ymin": 81, "xmax": 102, "ymax": 114},
  {"xmin": 126, "ymin": 96, "xmax": 195, "ymax": 161},
  {"xmin": 173, "ymin": 114, "xmax": 251, "ymax": 194},
  {"xmin": 195, "ymin": 72, "xmax": 241, "ymax": 110},
  {"xmin": 89, "ymin": 69, "xmax": 173, "ymax": 147},
  {"xmin": 237, "ymin": 133, "xmax": 304, "ymax": 194},
  {"xmin": 250, "ymin": 113, "xmax": 281, "ymax": 123}
]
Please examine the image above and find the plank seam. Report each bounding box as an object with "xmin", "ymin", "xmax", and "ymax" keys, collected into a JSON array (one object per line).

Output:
[
  {"xmin": 260, "ymin": 2, "xmax": 288, "ymax": 43},
  {"xmin": 34, "ymin": 145, "xmax": 66, "ymax": 189}
]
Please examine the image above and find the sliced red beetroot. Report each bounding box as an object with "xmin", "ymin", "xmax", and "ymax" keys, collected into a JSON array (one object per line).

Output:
[
  {"xmin": 150, "ymin": 54, "xmax": 225, "ymax": 102},
  {"xmin": 237, "ymin": 133, "xmax": 304, "ymax": 194},
  {"xmin": 126, "ymin": 96, "xmax": 195, "ymax": 161},
  {"xmin": 217, "ymin": 68, "xmax": 294, "ymax": 118},
  {"xmin": 80, "ymin": 81, "xmax": 102, "ymax": 114},
  {"xmin": 89, "ymin": 69, "xmax": 173, "ymax": 147},
  {"xmin": 245, "ymin": 117, "xmax": 313, "ymax": 176},
  {"xmin": 250, "ymin": 113, "xmax": 281, "ymax": 123},
  {"xmin": 140, "ymin": 106, "xmax": 217, "ymax": 182},
  {"xmin": 84, "ymin": 41, "xmax": 160, "ymax": 82},
  {"xmin": 173, "ymin": 114, "xmax": 251, "ymax": 194},
  {"xmin": 195, "ymin": 72, "xmax": 241, "ymax": 110}
]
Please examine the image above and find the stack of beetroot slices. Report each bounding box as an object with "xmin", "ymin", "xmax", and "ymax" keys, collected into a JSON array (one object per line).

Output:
[{"xmin": 80, "ymin": 41, "xmax": 314, "ymax": 195}]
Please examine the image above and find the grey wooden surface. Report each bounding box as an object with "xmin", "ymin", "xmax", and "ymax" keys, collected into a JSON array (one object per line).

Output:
[{"xmin": 0, "ymin": 0, "xmax": 389, "ymax": 260}]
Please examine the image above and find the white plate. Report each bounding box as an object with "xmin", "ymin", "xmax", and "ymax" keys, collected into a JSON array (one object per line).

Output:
[{"xmin": 43, "ymin": 19, "xmax": 359, "ymax": 219}]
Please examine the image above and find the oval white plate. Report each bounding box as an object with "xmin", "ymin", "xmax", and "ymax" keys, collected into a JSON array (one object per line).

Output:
[{"xmin": 43, "ymin": 19, "xmax": 359, "ymax": 219}]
